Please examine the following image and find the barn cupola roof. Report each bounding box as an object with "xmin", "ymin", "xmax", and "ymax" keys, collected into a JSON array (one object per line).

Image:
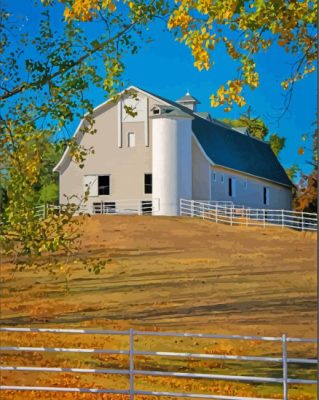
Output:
[{"xmin": 176, "ymin": 91, "xmax": 200, "ymax": 112}]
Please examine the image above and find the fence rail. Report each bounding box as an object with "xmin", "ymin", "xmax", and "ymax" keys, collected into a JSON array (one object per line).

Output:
[
  {"xmin": 82, "ymin": 198, "xmax": 160, "ymax": 216},
  {"xmin": 0, "ymin": 327, "xmax": 317, "ymax": 400},
  {"xmin": 180, "ymin": 199, "xmax": 317, "ymax": 232},
  {"xmin": 33, "ymin": 198, "xmax": 160, "ymax": 218}
]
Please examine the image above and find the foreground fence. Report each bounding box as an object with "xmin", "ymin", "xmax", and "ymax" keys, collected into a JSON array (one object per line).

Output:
[
  {"xmin": 180, "ymin": 199, "xmax": 317, "ymax": 232},
  {"xmin": 0, "ymin": 327, "xmax": 317, "ymax": 400}
]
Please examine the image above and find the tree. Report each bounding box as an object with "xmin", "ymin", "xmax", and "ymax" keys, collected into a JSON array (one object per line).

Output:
[
  {"xmin": 268, "ymin": 135, "xmax": 286, "ymax": 157},
  {"xmin": 168, "ymin": 0, "xmax": 317, "ymax": 111},
  {"xmin": 294, "ymin": 122, "xmax": 317, "ymax": 212},
  {"xmin": 2, "ymin": 1, "xmax": 316, "ymax": 111},
  {"xmin": 35, "ymin": 141, "xmax": 64, "ymax": 205},
  {"xmin": 0, "ymin": 1, "xmax": 167, "ymax": 262},
  {"xmin": 221, "ymin": 113, "xmax": 286, "ymax": 156},
  {"xmin": 294, "ymin": 172, "xmax": 317, "ymax": 213},
  {"xmin": 285, "ymin": 163, "xmax": 300, "ymax": 181}
]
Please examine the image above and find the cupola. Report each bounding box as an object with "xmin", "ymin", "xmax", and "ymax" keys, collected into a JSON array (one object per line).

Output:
[{"xmin": 176, "ymin": 91, "xmax": 200, "ymax": 112}]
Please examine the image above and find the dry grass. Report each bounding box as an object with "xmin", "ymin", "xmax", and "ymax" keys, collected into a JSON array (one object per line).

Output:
[{"xmin": 0, "ymin": 215, "xmax": 317, "ymax": 399}]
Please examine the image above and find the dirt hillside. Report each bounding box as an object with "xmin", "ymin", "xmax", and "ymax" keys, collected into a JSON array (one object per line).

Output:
[{"xmin": 1, "ymin": 215, "xmax": 316, "ymax": 338}]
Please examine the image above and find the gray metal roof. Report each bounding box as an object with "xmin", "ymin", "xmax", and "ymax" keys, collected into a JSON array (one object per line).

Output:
[
  {"xmin": 192, "ymin": 117, "xmax": 292, "ymax": 187},
  {"xmin": 195, "ymin": 111, "xmax": 212, "ymax": 121},
  {"xmin": 151, "ymin": 105, "xmax": 193, "ymax": 119},
  {"xmin": 139, "ymin": 87, "xmax": 292, "ymax": 187}
]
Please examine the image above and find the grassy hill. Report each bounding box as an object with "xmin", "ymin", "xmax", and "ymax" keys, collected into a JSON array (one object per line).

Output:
[{"xmin": 0, "ymin": 215, "xmax": 317, "ymax": 399}]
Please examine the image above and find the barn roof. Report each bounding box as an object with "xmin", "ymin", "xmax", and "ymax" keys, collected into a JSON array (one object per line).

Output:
[
  {"xmin": 192, "ymin": 116, "xmax": 292, "ymax": 187},
  {"xmin": 141, "ymin": 87, "xmax": 292, "ymax": 187}
]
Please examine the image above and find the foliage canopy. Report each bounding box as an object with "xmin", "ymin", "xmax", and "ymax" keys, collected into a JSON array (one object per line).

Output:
[{"xmin": 220, "ymin": 113, "xmax": 286, "ymax": 156}]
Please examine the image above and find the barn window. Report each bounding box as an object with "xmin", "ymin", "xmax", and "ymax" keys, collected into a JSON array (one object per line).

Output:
[
  {"xmin": 213, "ymin": 173, "xmax": 216, "ymax": 181},
  {"xmin": 228, "ymin": 178, "xmax": 236, "ymax": 197},
  {"xmin": 263, "ymin": 187, "xmax": 270, "ymax": 206},
  {"xmin": 128, "ymin": 132, "xmax": 135, "ymax": 147},
  {"xmin": 221, "ymin": 175, "xmax": 224, "ymax": 183},
  {"xmin": 98, "ymin": 175, "xmax": 110, "ymax": 195},
  {"xmin": 144, "ymin": 174, "xmax": 152, "ymax": 194}
]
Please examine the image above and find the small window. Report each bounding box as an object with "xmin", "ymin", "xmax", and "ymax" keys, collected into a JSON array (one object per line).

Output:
[
  {"xmin": 263, "ymin": 187, "xmax": 270, "ymax": 206},
  {"xmin": 228, "ymin": 177, "xmax": 236, "ymax": 197},
  {"xmin": 144, "ymin": 174, "xmax": 152, "ymax": 194},
  {"xmin": 221, "ymin": 175, "xmax": 224, "ymax": 183},
  {"xmin": 98, "ymin": 175, "xmax": 110, "ymax": 195},
  {"xmin": 141, "ymin": 201, "xmax": 152, "ymax": 215},
  {"xmin": 128, "ymin": 132, "xmax": 135, "ymax": 147},
  {"xmin": 213, "ymin": 173, "xmax": 216, "ymax": 181},
  {"xmin": 153, "ymin": 108, "xmax": 160, "ymax": 115},
  {"xmin": 244, "ymin": 180, "xmax": 248, "ymax": 189}
]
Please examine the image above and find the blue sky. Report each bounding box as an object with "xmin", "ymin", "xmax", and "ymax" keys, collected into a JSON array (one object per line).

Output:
[{"xmin": 5, "ymin": 1, "xmax": 317, "ymax": 177}]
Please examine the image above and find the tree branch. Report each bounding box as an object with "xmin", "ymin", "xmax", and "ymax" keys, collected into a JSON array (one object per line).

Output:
[{"xmin": 0, "ymin": 22, "xmax": 136, "ymax": 102}]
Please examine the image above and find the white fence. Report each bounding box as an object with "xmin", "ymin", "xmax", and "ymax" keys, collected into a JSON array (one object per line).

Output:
[
  {"xmin": 0, "ymin": 327, "xmax": 317, "ymax": 400},
  {"xmin": 24, "ymin": 200, "xmax": 319, "ymax": 231},
  {"xmin": 34, "ymin": 204, "xmax": 62, "ymax": 218},
  {"xmin": 180, "ymin": 199, "xmax": 318, "ymax": 232},
  {"xmin": 81, "ymin": 198, "xmax": 160, "ymax": 216},
  {"xmin": 34, "ymin": 198, "xmax": 160, "ymax": 218}
]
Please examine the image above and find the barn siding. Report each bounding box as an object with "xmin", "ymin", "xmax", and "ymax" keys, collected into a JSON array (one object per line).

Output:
[
  {"xmin": 210, "ymin": 166, "xmax": 292, "ymax": 210},
  {"xmin": 192, "ymin": 138, "xmax": 210, "ymax": 201},
  {"xmin": 59, "ymin": 94, "xmax": 162, "ymax": 207}
]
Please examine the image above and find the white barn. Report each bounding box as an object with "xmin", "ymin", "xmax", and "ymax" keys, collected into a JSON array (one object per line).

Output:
[{"xmin": 53, "ymin": 86, "xmax": 292, "ymax": 215}]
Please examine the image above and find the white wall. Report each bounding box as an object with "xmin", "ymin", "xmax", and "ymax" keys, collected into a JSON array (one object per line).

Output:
[
  {"xmin": 152, "ymin": 117, "xmax": 193, "ymax": 216},
  {"xmin": 58, "ymin": 93, "xmax": 162, "ymax": 210},
  {"xmin": 192, "ymin": 138, "xmax": 210, "ymax": 201},
  {"xmin": 210, "ymin": 166, "xmax": 292, "ymax": 210}
]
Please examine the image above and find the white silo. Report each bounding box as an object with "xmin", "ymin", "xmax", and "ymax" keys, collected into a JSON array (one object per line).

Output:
[{"xmin": 151, "ymin": 106, "xmax": 193, "ymax": 216}]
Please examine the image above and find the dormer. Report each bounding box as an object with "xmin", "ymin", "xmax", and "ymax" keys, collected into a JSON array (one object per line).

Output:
[
  {"xmin": 151, "ymin": 105, "xmax": 162, "ymax": 116},
  {"xmin": 176, "ymin": 91, "xmax": 200, "ymax": 112},
  {"xmin": 150, "ymin": 105, "xmax": 194, "ymax": 119}
]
